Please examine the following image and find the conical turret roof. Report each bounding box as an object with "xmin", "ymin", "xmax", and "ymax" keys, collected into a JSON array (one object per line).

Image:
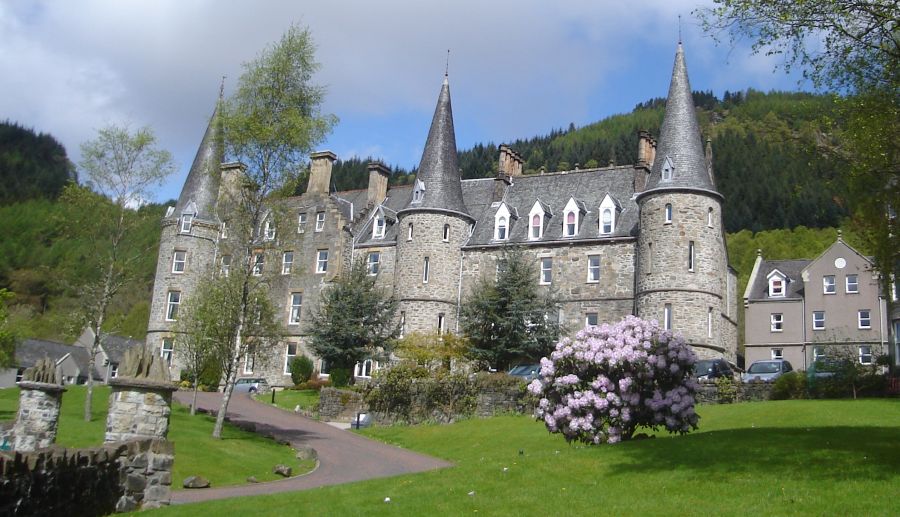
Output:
[
  {"xmin": 400, "ymin": 75, "xmax": 471, "ymax": 218},
  {"xmin": 172, "ymin": 100, "xmax": 223, "ymax": 221},
  {"xmin": 641, "ymin": 44, "xmax": 720, "ymax": 198}
]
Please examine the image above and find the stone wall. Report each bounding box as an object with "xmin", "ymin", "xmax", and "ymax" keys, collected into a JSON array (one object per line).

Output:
[
  {"xmin": 0, "ymin": 438, "xmax": 174, "ymax": 515},
  {"xmin": 318, "ymin": 388, "xmax": 366, "ymax": 422},
  {"xmin": 105, "ymin": 381, "xmax": 175, "ymax": 443},
  {"xmin": 12, "ymin": 382, "xmax": 64, "ymax": 452},
  {"xmin": 694, "ymin": 381, "xmax": 774, "ymax": 404}
]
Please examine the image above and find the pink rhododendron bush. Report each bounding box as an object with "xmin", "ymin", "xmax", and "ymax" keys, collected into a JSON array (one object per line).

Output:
[{"xmin": 528, "ymin": 315, "xmax": 700, "ymax": 444}]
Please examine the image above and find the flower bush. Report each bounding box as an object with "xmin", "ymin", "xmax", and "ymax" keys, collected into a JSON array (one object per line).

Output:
[{"xmin": 528, "ymin": 315, "xmax": 700, "ymax": 444}]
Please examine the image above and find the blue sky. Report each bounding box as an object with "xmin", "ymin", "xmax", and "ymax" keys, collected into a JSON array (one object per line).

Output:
[{"xmin": 0, "ymin": 0, "xmax": 807, "ymax": 204}]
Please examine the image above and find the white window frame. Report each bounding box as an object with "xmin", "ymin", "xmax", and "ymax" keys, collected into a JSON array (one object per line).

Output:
[
  {"xmin": 221, "ymin": 255, "xmax": 231, "ymax": 277},
  {"xmin": 354, "ymin": 359, "xmax": 375, "ymax": 378},
  {"xmin": 528, "ymin": 201, "xmax": 545, "ymax": 240},
  {"xmin": 282, "ymin": 251, "xmax": 294, "ymax": 275},
  {"xmin": 423, "ymin": 256, "xmax": 430, "ymax": 283},
  {"xmin": 688, "ymin": 241, "xmax": 695, "ymax": 272},
  {"xmin": 813, "ymin": 346, "xmax": 826, "ymax": 362},
  {"xmin": 587, "ymin": 255, "xmax": 600, "ymax": 283},
  {"xmin": 315, "ymin": 212, "xmax": 325, "ymax": 232},
  {"xmin": 858, "ymin": 345, "xmax": 873, "ymax": 365},
  {"xmin": 601, "ymin": 209, "xmax": 613, "ymax": 234},
  {"xmin": 770, "ymin": 313, "xmax": 784, "ymax": 332},
  {"xmin": 297, "ymin": 212, "xmax": 307, "ymax": 233},
  {"xmin": 399, "ymin": 311, "xmax": 406, "ymax": 339},
  {"xmin": 707, "ymin": 207, "xmax": 714, "ymax": 227},
  {"xmin": 858, "ymin": 309, "xmax": 871, "ymax": 329},
  {"xmin": 316, "ymin": 250, "xmax": 328, "ymax": 274},
  {"xmin": 252, "ymin": 253, "xmax": 264, "ymax": 276},
  {"xmin": 767, "ymin": 271, "xmax": 786, "ymax": 297},
  {"xmin": 367, "ymin": 252, "xmax": 380, "ymax": 275},
  {"xmin": 585, "ymin": 312, "xmax": 599, "ymax": 327},
  {"xmin": 220, "ymin": 221, "xmax": 228, "ymax": 239},
  {"xmin": 243, "ymin": 353, "xmax": 254, "ymax": 374},
  {"xmin": 813, "ymin": 311, "xmax": 825, "ymax": 330},
  {"xmin": 664, "ymin": 203, "xmax": 673, "ymax": 224},
  {"xmin": 180, "ymin": 214, "xmax": 193, "ymax": 233},
  {"xmin": 109, "ymin": 363, "xmax": 119, "ymax": 378},
  {"xmin": 663, "ymin": 303, "xmax": 673, "ymax": 331},
  {"xmin": 443, "ymin": 224, "xmax": 450, "ymax": 242},
  {"xmin": 166, "ymin": 291, "xmax": 180, "ymax": 321},
  {"xmin": 846, "ymin": 274, "xmax": 859, "ymax": 293},
  {"xmin": 564, "ymin": 210, "xmax": 577, "ymax": 237},
  {"xmin": 373, "ymin": 213, "xmax": 386, "ymax": 239},
  {"xmin": 540, "ymin": 257, "xmax": 552, "ymax": 285},
  {"xmin": 288, "ymin": 293, "xmax": 302, "ymax": 325},
  {"xmin": 823, "ymin": 275, "xmax": 836, "ymax": 294},
  {"xmin": 264, "ymin": 219, "xmax": 276, "ymax": 241},
  {"xmin": 494, "ymin": 203, "xmax": 511, "ymax": 241},
  {"xmin": 284, "ymin": 343, "xmax": 297, "ymax": 375},
  {"xmin": 661, "ymin": 155, "xmax": 674, "ymax": 181},
  {"xmin": 172, "ymin": 250, "xmax": 186, "ymax": 273},
  {"xmin": 771, "ymin": 348, "xmax": 784, "ymax": 360},
  {"xmin": 161, "ymin": 338, "xmax": 174, "ymax": 365},
  {"xmin": 407, "ymin": 222, "xmax": 413, "ymax": 241},
  {"xmin": 599, "ymin": 194, "xmax": 617, "ymax": 235}
]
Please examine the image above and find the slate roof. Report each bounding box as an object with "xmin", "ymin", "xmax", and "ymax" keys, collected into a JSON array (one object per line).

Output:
[
  {"xmin": 15, "ymin": 339, "xmax": 91, "ymax": 372},
  {"xmin": 100, "ymin": 334, "xmax": 144, "ymax": 364},
  {"xmin": 348, "ymin": 185, "xmax": 413, "ymax": 246},
  {"xmin": 172, "ymin": 101, "xmax": 223, "ymax": 222},
  {"xmin": 641, "ymin": 44, "xmax": 718, "ymax": 198},
  {"xmin": 746, "ymin": 259, "xmax": 810, "ymax": 300},
  {"xmin": 398, "ymin": 76, "xmax": 470, "ymax": 218}
]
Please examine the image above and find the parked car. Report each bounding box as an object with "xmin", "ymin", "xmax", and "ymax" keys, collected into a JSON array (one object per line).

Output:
[
  {"xmin": 742, "ymin": 360, "xmax": 793, "ymax": 383},
  {"xmin": 233, "ymin": 377, "xmax": 268, "ymax": 394},
  {"xmin": 508, "ymin": 364, "xmax": 541, "ymax": 382},
  {"xmin": 693, "ymin": 359, "xmax": 734, "ymax": 382}
]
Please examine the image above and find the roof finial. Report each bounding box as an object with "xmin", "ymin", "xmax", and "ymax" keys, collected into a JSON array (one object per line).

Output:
[
  {"xmin": 445, "ymin": 49, "xmax": 450, "ymax": 78},
  {"xmin": 678, "ymin": 14, "xmax": 682, "ymax": 44}
]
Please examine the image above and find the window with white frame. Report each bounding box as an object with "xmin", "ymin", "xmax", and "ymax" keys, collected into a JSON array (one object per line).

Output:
[
  {"xmin": 647, "ymin": 242, "xmax": 653, "ymax": 274},
  {"xmin": 412, "ymin": 179, "xmax": 425, "ymax": 203},
  {"xmin": 443, "ymin": 224, "xmax": 450, "ymax": 242},
  {"xmin": 846, "ymin": 274, "xmax": 859, "ymax": 293},
  {"xmin": 161, "ymin": 338, "xmax": 174, "ymax": 365},
  {"xmin": 688, "ymin": 241, "xmax": 695, "ymax": 272},
  {"xmin": 494, "ymin": 203, "xmax": 511, "ymax": 241},
  {"xmin": 282, "ymin": 251, "xmax": 294, "ymax": 275},
  {"xmin": 288, "ymin": 293, "xmax": 302, "ymax": 325},
  {"xmin": 297, "ymin": 212, "xmax": 307, "ymax": 233},
  {"xmin": 316, "ymin": 250, "xmax": 328, "ymax": 273},
  {"xmin": 252, "ymin": 253, "xmax": 264, "ymax": 276},
  {"xmin": 354, "ymin": 359, "xmax": 374, "ymax": 378},
  {"xmin": 771, "ymin": 348, "xmax": 784, "ymax": 360},
  {"xmin": 813, "ymin": 346, "xmax": 826, "ymax": 362},
  {"xmin": 823, "ymin": 275, "xmax": 836, "ymax": 294},
  {"xmin": 315, "ymin": 212, "xmax": 325, "ymax": 232},
  {"xmin": 221, "ymin": 255, "xmax": 231, "ymax": 277},
  {"xmin": 264, "ymin": 219, "xmax": 276, "ymax": 240},
  {"xmin": 166, "ymin": 291, "xmax": 180, "ymax": 321},
  {"xmin": 407, "ymin": 222, "xmax": 413, "ymax": 241},
  {"xmin": 585, "ymin": 312, "xmax": 599, "ymax": 327},
  {"xmin": 220, "ymin": 221, "xmax": 228, "ymax": 239},
  {"xmin": 663, "ymin": 303, "xmax": 673, "ymax": 331},
  {"xmin": 564, "ymin": 211, "xmax": 577, "ymax": 237},
  {"xmin": 423, "ymin": 256, "xmax": 430, "ymax": 283},
  {"xmin": 858, "ymin": 345, "xmax": 873, "ymax": 365},
  {"xmin": 813, "ymin": 311, "xmax": 825, "ymax": 330},
  {"xmin": 373, "ymin": 213, "xmax": 386, "ymax": 239},
  {"xmin": 110, "ymin": 363, "xmax": 119, "ymax": 378},
  {"xmin": 708, "ymin": 307, "xmax": 713, "ymax": 338},
  {"xmin": 661, "ymin": 155, "xmax": 674, "ymax": 181},
  {"xmin": 664, "ymin": 203, "xmax": 673, "ymax": 223},
  {"xmin": 172, "ymin": 250, "xmax": 186, "ymax": 273},
  {"xmin": 768, "ymin": 273, "xmax": 785, "ymax": 297},
  {"xmin": 531, "ymin": 214, "xmax": 542, "ymax": 239},
  {"xmin": 399, "ymin": 311, "xmax": 406, "ymax": 338},
  {"xmin": 707, "ymin": 207, "xmax": 714, "ymax": 227},
  {"xmin": 496, "ymin": 216, "xmax": 508, "ymax": 240},
  {"xmin": 598, "ymin": 194, "xmax": 617, "ymax": 235},
  {"xmin": 540, "ymin": 257, "xmax": 552, "ymax": 285},
  {"xmin": 529, "ymin": 201, "xmax": 546, "ymax": 240},
  {"xmin": 587, "ymin": 255, "xmax": 600, "ymax": 282},
  {"xmin": 180, "ymin": 214, "xmax": 193, "ymax": 233},
  {"xmin": 601, "ymin": 209, "xmax": 613, "ymax": 234},
  {"xmin": 367, "ymin": 252, "xmax": 380, "ymax": 275},
  {"xmin": 243, "ymin": 352, "xmax": 254, "ymax": 374},
  {"xmin": 284, "ymin": 343, "xmax": 297, "ymax": 374},
  {"xmin": 770, "ymin": 313, "xmax": 783, "ymax": 332},
  {"xmin": 858, "ymin": 309, "xmax": 871, "ymax": 329}
]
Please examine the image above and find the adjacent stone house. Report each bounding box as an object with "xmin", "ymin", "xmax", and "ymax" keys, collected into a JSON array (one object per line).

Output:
[
  {"xmin": 146, "ymin": 43, "xmax": 739, "ymax": 387},
  {"xmin": 73, "ymin": 327, "xmax": 144, "ymax": 383},
  {"xmin": 743, "ymin": 236, "xmax": 891, "ymax": 369},
  {"xmin": 0, "ymin": 339, "xmax": 91, "ymax": 388}
]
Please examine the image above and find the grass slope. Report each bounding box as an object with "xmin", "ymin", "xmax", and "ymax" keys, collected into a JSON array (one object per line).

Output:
[
  {"xmin": 256, "ymin": 389, "xmax": 319, "ymax": 413},
  {"xmin": 0, "ymin": 386, "xmax": 307, "ymax": 488},
  {"xmin": 145, "ymin": 399, "xmax": 899, "ymax": 516}
]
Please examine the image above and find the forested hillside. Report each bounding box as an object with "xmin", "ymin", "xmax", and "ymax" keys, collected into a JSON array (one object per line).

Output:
[{"xmin": 0, "ymin": 121, "xmax": 76, "ymax": 204}]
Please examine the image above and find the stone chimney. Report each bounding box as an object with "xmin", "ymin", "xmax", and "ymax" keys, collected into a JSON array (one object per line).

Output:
[
  {"xmin": 307, "ymin": 150, "xmax": 337, "ymax": 194},
  {"xmin": 367, "ymin": 162, "xmax": 390, "ymax": 206},
  {"xmin": 492, "ymin": 173, "xmax": 511, "ymax": 203},
  {"xmin": 498, "ymin": 145, "xmax": 523, "ymax": 176},
  {"xmin": 637, "ymin": 130, "xmax": 653, "ymax": 168}
]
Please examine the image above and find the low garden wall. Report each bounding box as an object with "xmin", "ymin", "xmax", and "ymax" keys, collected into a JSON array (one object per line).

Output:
[
  {"xmin": 695, "ymin": 381, "xmax": 774, "ymax": 404},
  {"xmin": 0, "ymin": 438, "xmax": 174, "ymax": 515}
]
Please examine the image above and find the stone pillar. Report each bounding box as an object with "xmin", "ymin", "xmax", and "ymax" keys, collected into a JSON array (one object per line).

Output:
[
  {"xmin": 105, "ymin": 345, "xmax": 178, "ymax": 443},
  {"xmin": 12, "ymin": 381, "xmax": 66, "ymax": 452}
]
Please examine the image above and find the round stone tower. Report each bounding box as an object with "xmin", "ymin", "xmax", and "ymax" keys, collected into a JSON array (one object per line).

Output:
[
  {"xmin": 145, "ymin": 101, "xmax": 223, "ymax": 378},
  {"xmin": 635, "ymin": 44, "xmax": 731, "ymax": 360},
  {"xmin": 394, "ymin": 75, "xmax": 473, "ymax": 335}
]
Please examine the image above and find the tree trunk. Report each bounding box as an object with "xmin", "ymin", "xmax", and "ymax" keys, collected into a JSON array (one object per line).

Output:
[
  {"xmin": 191, "ymin": 377, "xmax": 199, "ymax": 416},
  {"xmin": 213, "ymin": 304, "xmax": 247, "ymax": 439}
]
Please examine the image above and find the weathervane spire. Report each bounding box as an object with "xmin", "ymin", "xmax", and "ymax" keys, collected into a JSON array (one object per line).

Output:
[
  {"xmin": 678, "ymin": 15, "xmax": 682, "ymax": 44},
  {"xmin": 445, "ymin": 49, "xmax": 450, "ymax": 78}
]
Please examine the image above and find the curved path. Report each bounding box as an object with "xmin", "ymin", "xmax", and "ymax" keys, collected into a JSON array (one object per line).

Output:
[{"xmin": 171, "ymin": 392, "xmax": 452, "ymax": 504}]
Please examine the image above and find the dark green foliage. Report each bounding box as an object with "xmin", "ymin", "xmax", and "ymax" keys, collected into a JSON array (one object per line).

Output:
[
  {"xmin": 771, "ymin": 372, "xmax": 808, "ymax": 400},
  {"xmin": 290, "ymin": 355, "xmax": 314, "ymax": 385},
  {"xmin": 306, "ymin": 260, "xmax": 399, "ymax": 374},
  {"xmin": 0, "ymin": 121, "xmax": 75, "ymax": 205},
  {"xmin": 329, "ymin": 368, "xmax": 352, "ymax": 388},
  {"xmin": 460, "ymin": 247, "xmax": 562, "ymax": 371},
  {"xmin": 0, "ymin": 289, "xmax": 14, "ymax": 367}
]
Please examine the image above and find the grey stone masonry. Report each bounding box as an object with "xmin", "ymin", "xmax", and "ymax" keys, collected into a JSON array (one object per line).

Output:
[
  {"xmin": 12, "ymin": 381, "xmax": 66, "ymax": 452},
  {"xmin": 105, "ymin": 380, "xmax": 177, "ymax": 443}
]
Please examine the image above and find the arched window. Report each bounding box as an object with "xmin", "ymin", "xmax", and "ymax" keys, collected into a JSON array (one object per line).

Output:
[
  {"xmin": 496, "ymin": 216, "xmax": 508, "ymax": 240},
  {"xmin": 443, "ymin": 224, "xmax": 450, "ymax": 242},
  {"xmin": 664, "ymin": 203, "xmax": 673, "ymax": 223},
  {"xmin": 407, "ymin": 222, "xmax": 413, "ymax": 241},
  {"xmin": 531, "ymin": 214, "xmax": 541, "ymax": 239},
  {"xmin": 565, "ymin": 211, "xmax": 576, "ymax": 236},
  {"xmin": 707, "ymin": 207, "xmax": 714, "ymax": 227},
  {"xmin": 601, "ymin": 209, "xmax": 613, "ymax": 234}
]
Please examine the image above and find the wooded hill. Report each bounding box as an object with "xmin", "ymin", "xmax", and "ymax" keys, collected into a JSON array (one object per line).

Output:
[{"xmin": 1, "ymin": 90, "xmax": 863, "ymax": 344}]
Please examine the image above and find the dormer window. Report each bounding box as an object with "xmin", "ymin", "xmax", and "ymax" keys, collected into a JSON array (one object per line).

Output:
[
  {"xmin": 661, "ymin": 155, "xmax": 674, "ymax": 181},
  {"xmin": 263, "ymin": 219, "xmax": 276, "ymax": 241},
  {"xmin": 412, "ymin": 179, "xmax": 425, "ymax": 204},
  {"xmin": 562, "ymin": 198, "xmax": 583, "ymax": 238},
  {"xmin": 497, "ymin": 217, "xmax": 508, "ymax": 240},
  {"xmin": 767, "ymin": 271, "xmax": 787, "ymax": 297},
  {"xmin": 373, "ymin": 212, "xmax": 386, "ymax": 239},
  {"xmin": 180, "ymin": 214, "xmax": 194, "ymax": 233},
  {"xmin": 598, "ymin": 194, "xmax": 618, "ymax": 236},
  {"xmin": 531, "ymin": 214, "xmax": 541, "ymax": 239},
  {"xmin": 601, "ymin": 209, "xmax": 612, "ymax": 234},
  {"xmin": 565, "ymin": 212, "xmax": 576, "ymax": 236},
  {"xmin": 528, "ymin": 200, "xmax": 548, "ymax": 241},
  {"xmin": 494, "ymin": 203, "xmax": 512, "ymax": 241}
]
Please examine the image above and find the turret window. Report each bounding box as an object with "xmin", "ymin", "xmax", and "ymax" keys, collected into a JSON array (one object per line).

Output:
[
  {"xmin": 221, "ymin": 255, "xmax": 231, "ymax": 277},
  {"xmin": 664, "ymin": 203, "xmax": 673, "ymax": 224},
  {"xmin": 707, "ymin": 207, "xmax": 714, "ymax": 227},
  {"xmin": 161, "ymin": 339, "xmax": 174, "ymax": 365},
  {"xmin": 423, "ymin": 256, "xmax": 430, "ymax": 283},
  {"xmin": 688, "ymin": 241, "xmax": 695, "ymax": 272},
  {"xmin": 172, "ymin": 250, "xmax": 186, "ymax": 273},
  {"xmin": 412, "ymin": 179, "xmax": 425, "ymax": 203},
  {"xmin": 662, "ymin": 155, "xmax": 674, "ymax": 181},
  {"xmin": 180, "ymin": 214, "xmax": 194, "ymax": 233},
  {"xmin": 166, "ymin": 291, "xmax": 181, "ymax": 321},
  {"xmin": 407, "ymin": 223, "xmax": 413, "ymax": 241},
  {"xmin": 663, "ymin": 303, "xmax": 672, "ymax": 331},
  {"xmin": 221, "ymin": 222, "xmax": 228, "ymax": 239},
  {"xmin": 443, "ymin": 224, "xmax": 450, "ymax": 242}
]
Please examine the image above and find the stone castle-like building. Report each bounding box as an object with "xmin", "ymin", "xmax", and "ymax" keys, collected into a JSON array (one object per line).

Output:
[{"xmin": 146, "ymin": 44, "xmax": 738, "ymax": 386}]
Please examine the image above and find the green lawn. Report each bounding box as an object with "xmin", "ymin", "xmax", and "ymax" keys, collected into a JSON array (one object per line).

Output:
[
  {"xmin": 255, "ymin": 389, "xmax": 319, "ymax": 414},
  {"xmin": 0, "ymin": 385, "xmax": 311, "ymax": 488},
  {"xmin": 142, "ymin": 399, "xmax": 900, "ymax": 516}
]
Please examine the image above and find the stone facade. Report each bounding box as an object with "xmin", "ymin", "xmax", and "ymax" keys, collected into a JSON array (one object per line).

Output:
[
  {"xmin": 146, "ymin": 44, "xmax": 740, "ymax": 386},
  {"xmin": 12, "ymin": 382, "xmax": 65, "ymax": 452},
  {"xmin": 105, "ymin": 380, "xmax": 176, "ymax": 443}
]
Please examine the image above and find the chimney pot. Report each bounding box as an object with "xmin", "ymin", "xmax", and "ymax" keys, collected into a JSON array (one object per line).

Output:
[
  {"xmin": 307, "ymin": 151, "xmax": 337, "ymax": 194},
  {"xmin": 367, "ymin": 162, "xmax": 390, "ymax": 206}
]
